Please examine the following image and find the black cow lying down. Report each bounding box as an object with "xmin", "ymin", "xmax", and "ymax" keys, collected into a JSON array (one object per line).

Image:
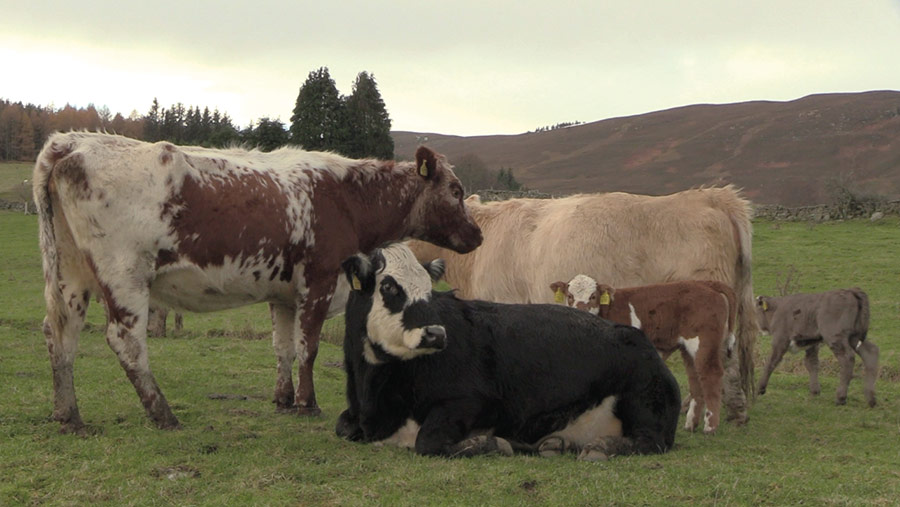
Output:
[{"xmin": 335, "ymin": 244, "xmax": 680, "ymax": 461}]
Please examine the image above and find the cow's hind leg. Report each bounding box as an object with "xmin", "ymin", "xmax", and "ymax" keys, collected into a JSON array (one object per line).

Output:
[
  {"xmin": 855, "ymin": 341, "xmax": 879, "ymax": 407},
  {"xmin": 803, "ymin": 344, "xmax": 821, "ymax": 396},
  {"xmin": 99, "ymin": 273, "xmax": 178, "ymax": 429},
  {"xmin": 270, "ymin": 303, "xmax": 296, "ymax": 411},
  {"xmin": 829, "ymin": 340, "xmax": 854, "ymax": 406},
  {"xmin": 43, "ymin": 276, "xmax": 93, "ymax": 433},
  {"xmin": 679, "ymin": 349, "xmax": 704, "ymax": 432},
  {"xmin": 692, "ymin": 344, "xmax": 724, "ymax": 434}
]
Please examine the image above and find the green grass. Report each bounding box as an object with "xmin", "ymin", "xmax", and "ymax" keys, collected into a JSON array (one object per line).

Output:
[
  {"xmin": 0, "ymin": 161, "xmax": 34, "ymax": 202},
  {"xmin": 2, "ymin": 211, "xmax": 899, "ymax": 505}
]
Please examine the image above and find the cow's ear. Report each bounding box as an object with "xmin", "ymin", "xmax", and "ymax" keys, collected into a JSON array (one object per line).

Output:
[
  {"xmin": 415, "ymin": 146, "xmax": 438, "ymax": 180},
  {"xmin": 465, "ymin": 194, "xmax": 481, "ymax": 205},
  {"xmin": 342, "ymin": 254, "xmax": 373, "ymax": 292},
  {"xmin": 597, "ymin": 283, "xmax": 615, "ymax": 304},
  {"xmin": 423, "ymin": 258, "xmax": 445, "ymax": 281},
  {"xmin": 550, "ymin": 281, "xmax": 567, "ymax": 303}
]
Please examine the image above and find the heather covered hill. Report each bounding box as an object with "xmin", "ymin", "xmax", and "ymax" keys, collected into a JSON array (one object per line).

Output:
[{"xmin": 393, "ymin": 91, "xmax": 900, "ymax": 206}]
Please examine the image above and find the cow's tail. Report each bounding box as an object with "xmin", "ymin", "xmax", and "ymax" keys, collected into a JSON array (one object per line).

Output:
[
  {"xmin": 850, "ymin": 288, "xmax": 870, "ymax": 350},
  {"xmin": 33, "ymin": 132, "xmax": 77, "ymax": 329},
  {"xmin": 724, "ymin": 187, "xmax": 758, "ymax": 403}
]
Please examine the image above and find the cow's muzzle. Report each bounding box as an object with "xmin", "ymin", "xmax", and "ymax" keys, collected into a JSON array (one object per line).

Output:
[{"xmin": 419, "ymin": 325, "xmax": 447, "ymax": 351}]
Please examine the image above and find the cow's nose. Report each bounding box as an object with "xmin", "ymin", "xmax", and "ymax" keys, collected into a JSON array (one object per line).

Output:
[{"xmin": 420, "ymin": 326, "xmax": 446, "ymax": 350}]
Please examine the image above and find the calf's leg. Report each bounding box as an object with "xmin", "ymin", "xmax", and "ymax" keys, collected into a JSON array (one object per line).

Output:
[
  {"xmin": 855, "ymin": 341, "xmax": 879, "ymax": 407},
  {"xmin": 679, "ymin": 349, "xmax": 704, "ymax": 432},
  {"xmin": 803, "ymin": 344, "xmax": 821, "ymax": 396},
  {"xmin": 693, "ymin": 342, "xmax": 724, "ymax": 434},
  {"xmin": 829, "ymin": 340, "xmax": 854, "ymax": 406},
  {"xmin": 757, "ymin": 334, "xmax": 790, "ymax": 395}
]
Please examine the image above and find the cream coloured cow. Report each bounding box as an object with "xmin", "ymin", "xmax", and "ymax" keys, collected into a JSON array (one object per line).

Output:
[
  {"xmin": 33, "ymin": 132, "xmax": 482, "ymax": 432},
  {"xmin": 551, "ymin": 275, "xmax": 736, "ymax": 434},
  {"xmin": 408, "ymin": 187, "xmax": 757, "ymax": 424}
]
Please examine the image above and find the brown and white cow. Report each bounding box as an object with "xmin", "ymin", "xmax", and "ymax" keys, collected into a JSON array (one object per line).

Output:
[
  {"xmin": 408, "ymin": 187, "xmax": 757, "ymax": 424},
  {"xmin": 551, "ymin": 275, "xmax": 736, "ymax": 434},
  {"xmin": 33, "ymin": 131, "xmax": 482, "ymax": 432},
  {"xmin": 756, "ymin": 289, "xmax": 878, "ymax": 407}
]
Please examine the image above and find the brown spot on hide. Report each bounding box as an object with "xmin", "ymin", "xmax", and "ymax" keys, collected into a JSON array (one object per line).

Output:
[
  {"xmin": 156, "ymin": 249, "xmax": 178, "ymax": 269},
  {"xmin": 165, "ymin": 170, "xmax": 293, "ymax": 268},
  {"xmin": 159, "ymin": 143, "xmax": 176, "ymax": 165},
  {"xmin": 55, "ymin": 153, "xmax": 92, "ymax": 199},
  {"xmin": 86, "ymin": 256, "xmax": 137, "ymax": 325}
]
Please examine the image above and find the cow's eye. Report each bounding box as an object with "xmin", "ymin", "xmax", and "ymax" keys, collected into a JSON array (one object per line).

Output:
[
  {"xmin": 589, "ymin": 294, "xmax": 596, "ymax": 300},
  {"xmin": 451, "ymin": 186, "xmax": 463, "ymax": 200}
]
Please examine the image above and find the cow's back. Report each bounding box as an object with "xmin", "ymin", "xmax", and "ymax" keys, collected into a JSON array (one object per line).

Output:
[{"xmin": 437, "ymin": 189, "xmax": 744, "ymax": 303}]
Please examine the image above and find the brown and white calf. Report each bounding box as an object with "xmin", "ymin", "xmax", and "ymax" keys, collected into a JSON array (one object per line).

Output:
[
  {"xmin": 33, "ymin": 131, "xmax": 482, "ymax": 432},
  {"xmin": 756, "ymin": 289, "xmax": 878, "ymax": 407},
  {"xmin": 550, "ymin": 275, "xmax": 736, "ymax": 434}
]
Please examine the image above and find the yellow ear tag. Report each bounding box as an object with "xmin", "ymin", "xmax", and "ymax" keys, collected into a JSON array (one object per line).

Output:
[
  {"xmin": 351, "ymin": 275, "xmax": 361, "ymax": 291},
  {"xmin": 554, "ymin": 288, "xmax": 565, "ymax": 304},
  {"xmin": 418, "ymin": 159, "xmax": 429, "ymax": 177},
  {"xmin": 599, "ymin": 291, "xmax": 611, "ymax": 305},
  {"xmin": 762, "ymin": 300, "xmax": 768, "ymax": 311}
]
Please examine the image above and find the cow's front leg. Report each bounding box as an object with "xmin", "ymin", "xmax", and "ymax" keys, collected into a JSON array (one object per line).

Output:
[
  {"xmin": 336, "ymin": 409, "xmax": 364, "ymax": 441},
  {"xmin": 293, "ymin": 282, "xmax": 336, "ymax": 416},
  {"xmin": 415, "ymin": 401, "xmax": 495, "ymax": 457},
  {"xmin": 757, "ymin": 334, "xmax": 790, "ymax": 395},
  {"xmin": 803, "ymin": 344, "xmax": 821, "ymax": 396},
  {"xmin": 270, "ymin": 303, "xmax": 296, "ymax": 412}
]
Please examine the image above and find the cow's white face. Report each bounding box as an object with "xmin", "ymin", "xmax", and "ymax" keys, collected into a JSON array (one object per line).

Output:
[
  {"xmin": 343, "ymin": 244, "xmax": 446, "ymax": 362},
  {"xmin": 552, "ymin": 274, "xmax": 603, "ymax": 315}
]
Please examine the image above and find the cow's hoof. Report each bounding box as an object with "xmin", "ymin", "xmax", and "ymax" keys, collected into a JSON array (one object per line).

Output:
[
  {"xmin": 577, "ymin": 444, "xmax": 609, "ymax": 462},
  {"xmin": 274, "ymin": 405, "xmax": 297, "ymax": 414},
  {"xmin": 725, "ymin": 412, "xmax": 748, "ymax": 426},
  {"xmin": 683, "ymin": 422, "xmax": 697, "ymax": 432},
  {"xmin": 495, "ymin": 437, "xmax": 514, "ymax": 457},
  {"xmin": 536, "ymin": 436, "xmax": 578, "ymax": 458},
  {"xmin": 703, "ymin": 426, "xmax": 718, "ymax": 435},
  {"xmin": 297, "ymin": 406, "xmax": 322, "ymax": 416}
]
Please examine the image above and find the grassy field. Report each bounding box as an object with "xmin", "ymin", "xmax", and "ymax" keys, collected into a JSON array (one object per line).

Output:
[
  {"xmin": 0, "ymin": 162, "xmax": 34, "ymax": 203},
  {"xmin": 2, "ymin": 211, "xmax": 899, "ymax": 505}
]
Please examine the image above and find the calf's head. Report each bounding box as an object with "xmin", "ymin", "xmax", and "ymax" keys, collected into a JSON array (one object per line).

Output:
[
  {"xmin": 342, "ymin": 244, "xmax": 447, "ymax": 362},
  {"xmin": 550, "ymin": 274, "xmax": 614, "ymax": 315},
  {"xmin": 406, "ymin": 146, "xmax": 482, "ymax": 254},
  {"xmin": 755, "ymin": 295, "xmax": 776, "ymax": 333}
]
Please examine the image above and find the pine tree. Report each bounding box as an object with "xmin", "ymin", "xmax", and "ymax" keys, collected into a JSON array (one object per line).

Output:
[
  {"xmin": 246, "ymin": 117, "xmax": 289, "ymax": 152},
  {"xmin": 144, "ymin": 98, "xmax": 161, "ymax": 142},
  {"xmin": 289, "ymin": 67, "xmax": 346, "ymax": 152},
  {"xmin": 344, "ymin": 71, "xmax": 393, "ymax": 159}
]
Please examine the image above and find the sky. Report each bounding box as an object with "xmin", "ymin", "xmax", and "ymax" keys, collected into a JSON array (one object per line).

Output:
[{"xmin": 2, "ymin": 1, "xmax": 900, "ymax": 137}]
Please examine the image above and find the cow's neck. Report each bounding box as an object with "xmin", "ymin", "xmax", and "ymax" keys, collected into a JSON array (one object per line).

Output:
[{"xmin": 334, "ymin": 161, "xmax": 423, "ymax": 253}]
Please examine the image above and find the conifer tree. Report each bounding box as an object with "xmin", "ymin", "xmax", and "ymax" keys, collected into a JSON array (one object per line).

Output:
[
  {"xmin": 344, "ymin": 71, "xmax": 393, "ymax": 159},
  {"xmin": 290, "ymin": 67, "xmax": 346, "ymax": 151}
]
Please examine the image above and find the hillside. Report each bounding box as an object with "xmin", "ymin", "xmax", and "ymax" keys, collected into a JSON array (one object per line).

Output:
[{"xmin": 393, "ymin": 91, "xmax": 900, "ymax": 206}]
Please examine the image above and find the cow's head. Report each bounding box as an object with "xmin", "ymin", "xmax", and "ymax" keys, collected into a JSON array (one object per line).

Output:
[
  {"xmin": 755, "ymin": 295, "xmax": 775, "ymax": 333},
  {"xmin": 342, "ymin": 244, "xmax": 447, "ymax": 363},
  {"xmin": 550, "ymin": 274, "xmax": 613, "ymax": 316},
  {"xmin": 406, "ymin": 146, "xmax": 482, "ymax": 254}
]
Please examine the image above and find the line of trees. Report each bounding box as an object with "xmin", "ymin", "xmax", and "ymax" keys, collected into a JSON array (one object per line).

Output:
[{"xmin": 2, "ymin": 67, "xmax": 522, "ymax": 191}]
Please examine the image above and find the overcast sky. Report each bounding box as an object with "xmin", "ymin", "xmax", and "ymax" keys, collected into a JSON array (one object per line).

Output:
[{"xmin": 3, "ymin": 1, "xmax": 899, "ymax": 137}]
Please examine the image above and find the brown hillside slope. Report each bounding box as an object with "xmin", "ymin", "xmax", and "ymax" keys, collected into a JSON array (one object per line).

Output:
[{"xmin": 393, "ymin": 91, "xmax": 900, "ymax": 206}]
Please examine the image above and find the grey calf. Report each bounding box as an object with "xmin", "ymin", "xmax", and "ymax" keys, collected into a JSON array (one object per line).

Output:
[{"xmin": 756, "ymin": 288, "xmax": 878, "ymax": 407}]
